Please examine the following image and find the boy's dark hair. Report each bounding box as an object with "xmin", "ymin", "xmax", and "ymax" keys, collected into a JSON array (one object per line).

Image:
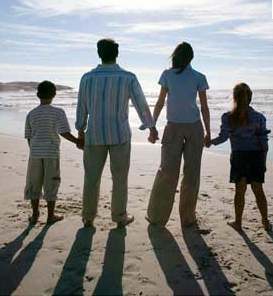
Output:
[
  {"xmin": 97, "ymin": 38, "xmax": 119, "ymax": 63},
  {"xmin": 37, "ymin": 80, "xmax": 56, "ymax": 100}
]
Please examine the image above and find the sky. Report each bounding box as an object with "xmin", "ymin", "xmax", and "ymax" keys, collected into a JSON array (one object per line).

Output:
[{"xmin": 0, "ymin": 0, "xmax": 273, "ymax": 91}]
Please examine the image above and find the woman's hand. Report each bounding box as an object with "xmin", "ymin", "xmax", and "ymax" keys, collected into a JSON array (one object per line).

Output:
[
  {"xmin": 148, "ymin": 127, "xmax": 159, "ymax": 144},
  {"xmin": 204, "ymin": 134, "xmax": 211, "ymax": 148}
]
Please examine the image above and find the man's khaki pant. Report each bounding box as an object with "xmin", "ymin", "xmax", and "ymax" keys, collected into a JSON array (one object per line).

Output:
[
  {"xmin": 82, "ymin": 141, "xmax": 131, "ymax": 223},
  {"xmin": 147, "ymin": 121, "xmax": 204, "ymax": 226}
]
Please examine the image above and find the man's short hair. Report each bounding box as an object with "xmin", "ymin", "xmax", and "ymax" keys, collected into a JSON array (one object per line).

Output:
[
  {"xmin": 37, "ymin": 80, "xmax": 56, "ymax": 100},
  {"xmin": 97, "ymin": 38, "xmax": 119, "ymax": 62}
]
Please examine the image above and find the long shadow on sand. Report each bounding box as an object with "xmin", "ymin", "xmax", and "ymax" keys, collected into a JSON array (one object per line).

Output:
[
  {"xmin": 0, "ymin": 224, "xmax": 50, "ymax": 295},
  {"xmin": 148, "ymin": 225, "xmax": 204, "ymax": 295},
  {"xmin": 93, "ymin": 228, "xmax": 126, "ymax": 296},
  {"xmin": 182, "ymin": 226, "xmax": 235, "ymax": 295},
  {"xmin": 53, "ymin": 227, "xmax": 96, "ymax": 296},
  {"xmin": 239, "ymin": 230, "xmax": 273, "ymax": 289}
]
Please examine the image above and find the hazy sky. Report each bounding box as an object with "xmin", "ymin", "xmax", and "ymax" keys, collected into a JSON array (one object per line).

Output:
[{"xmin": 0, "ymin": 0, "xmax": 272, "ymax": 90}]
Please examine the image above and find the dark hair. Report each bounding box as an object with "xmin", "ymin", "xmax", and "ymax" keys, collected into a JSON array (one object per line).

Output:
[
  {"xmin": 97, "ymin": 38, "xmax": 119, "ymax": 62},
  {"xmin": 229, "ymin": 82, "xmax": 252, "ymax": 127},
  {"xmin": 37, "ymin": 80, "xmax": 56, "ymax": 100},
  {"xmin": 171, "ymin": 42, "xmax": 194, "ymax": 74}
]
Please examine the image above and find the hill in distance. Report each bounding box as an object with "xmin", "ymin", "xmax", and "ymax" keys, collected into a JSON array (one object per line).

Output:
[{"xmin": 0, "ymin": 81, "xmax": 73, "ymax": 92}]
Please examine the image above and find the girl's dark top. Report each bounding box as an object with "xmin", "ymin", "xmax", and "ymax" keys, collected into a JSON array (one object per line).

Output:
[{"xmin": 212, "ymin": 107, "xmax": 270, "ymax": 151}]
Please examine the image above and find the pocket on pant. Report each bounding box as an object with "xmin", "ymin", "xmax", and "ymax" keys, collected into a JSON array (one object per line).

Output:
[{"xmin": 161, "ymin": 124, "xmax": 176, "ymax": 144}]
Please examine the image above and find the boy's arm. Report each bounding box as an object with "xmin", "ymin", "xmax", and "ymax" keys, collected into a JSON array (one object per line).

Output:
[
  {"xmin": 60, "ymin": 132, "xmax": 78, "ymax": 145},
  {"xmin": 57, "ymin": 109, "xmax": 80, "ymax": 146}
]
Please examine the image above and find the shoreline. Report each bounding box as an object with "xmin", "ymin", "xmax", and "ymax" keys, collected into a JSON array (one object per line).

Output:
[{"xmin": 1, "ymin": 131, "xmax": 272, "ymax": 164}]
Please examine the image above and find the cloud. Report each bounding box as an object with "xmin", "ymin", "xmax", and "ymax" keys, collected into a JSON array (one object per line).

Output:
[
  {"xmin": 0, "ymin": 23, "xmax": 100, "ymax": 46},
  {"xmin": 12, "ymin": 0, "xmax": 269, "ymax": 23},
  {"xmin": 219, "ymin": 21, "xmax": 273, "ymax": 41},
  {"xmin": 12, "ymin": 0, "xmax": 205, "ymax": 16}
]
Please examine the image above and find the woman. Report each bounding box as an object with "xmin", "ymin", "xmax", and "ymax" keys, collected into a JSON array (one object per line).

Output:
[
  {"xmin": 147, "ymin": 42, "xmax": 210, "ymax": 227},
  {"xmin": 210, "ymin": 83, "xmax": 271, "ymax": 231}
]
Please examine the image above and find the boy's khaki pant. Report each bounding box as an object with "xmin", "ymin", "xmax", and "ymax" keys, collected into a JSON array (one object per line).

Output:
[
  {"xmin": 147, "ymin": 121, "xmax": 204, "ymax": 226},
  {"xmin": 82, "ymin": 141, "xmax": 131, "ymax": 223},
  {"xmin": 24, "ymin": 158, "xmax": 61, "ymax": 201}
]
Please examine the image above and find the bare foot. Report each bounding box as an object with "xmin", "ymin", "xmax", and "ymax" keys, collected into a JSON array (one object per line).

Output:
[
  {"xmin": 227, "ymin": 220, "xmax": 242, "ymax": 231},
  {"xmin": 47, "ymin": 215, "xmax": 63, "ymax": 224},
  {"xmin": 262, "ymin": 220, "xmax": 272, "ymax": 231}
]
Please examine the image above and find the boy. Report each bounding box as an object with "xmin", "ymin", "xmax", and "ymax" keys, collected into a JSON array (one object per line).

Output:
[{"xmin": 25, "ymin": 80, "xmax": 78, "ymax": 224}]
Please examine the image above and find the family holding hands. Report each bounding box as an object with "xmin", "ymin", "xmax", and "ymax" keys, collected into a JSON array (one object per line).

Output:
[{"xmin": 24, "ymin": 38, "xmax": 271, "ymax": 232}]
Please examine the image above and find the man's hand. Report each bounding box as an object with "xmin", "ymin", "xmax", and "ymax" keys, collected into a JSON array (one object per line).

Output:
[
  {"xmin": 204, "ymin": 134, "xmax": 211, "ymax": 148},
  {"xmin": 77, "ymin": 131, "xmax": 85, "ymax": 150},
  {"xmin": 76, "ymin": 138, "xmax": 84, "ymax": 150},
  {"xmin": 148, "ymin": 126, "xmax": 159, "ymax": 144}
]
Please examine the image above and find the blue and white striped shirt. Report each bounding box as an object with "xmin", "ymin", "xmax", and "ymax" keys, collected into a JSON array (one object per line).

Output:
[
  {"xmin": 25, "ymin": 105, "xmax": 71, "ymax": 158},
  {"xmin": 75, "ymin": 64, "xmax": 155, "ymax": 145}
]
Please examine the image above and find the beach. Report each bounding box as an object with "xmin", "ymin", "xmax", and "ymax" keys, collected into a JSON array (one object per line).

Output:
[{"xmin": 0, "ymin": 133, "xmax": 273, "ymax": 296}]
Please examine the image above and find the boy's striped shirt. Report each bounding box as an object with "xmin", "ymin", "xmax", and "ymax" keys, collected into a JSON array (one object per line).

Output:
[{"xmin": 25, "ymin": 105, "xmax": 70, "ymax": 158}]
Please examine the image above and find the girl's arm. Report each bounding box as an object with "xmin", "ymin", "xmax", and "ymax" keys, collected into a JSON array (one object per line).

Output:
[
  {"xmin": 199, "ymin": 91, "xmax": 211, "ymax": 146},
  {"xmin": 211, "ymin": 113, "xmax": 230, "ymax": 145}
]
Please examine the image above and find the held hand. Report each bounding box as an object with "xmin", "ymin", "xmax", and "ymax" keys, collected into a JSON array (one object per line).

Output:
[
  {"xmin": 148, "ymin": 127, "xmax": 159, "ymax": 144},
  {"xmin": 76, "ymin": 138, "xmax": 84, "ymax": 150},
  {"xmin": 148, "ymin": 133, "xmax": 158, "ymax": 144},
  {"xmin": 204, "ymin": 134, "xmax": 211, "ymax": 148}
]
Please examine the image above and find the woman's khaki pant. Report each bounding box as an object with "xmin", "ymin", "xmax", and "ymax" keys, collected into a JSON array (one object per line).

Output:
[{"xmin": 147, "ymin": 121, "xmax": 204, "ymax": 226}]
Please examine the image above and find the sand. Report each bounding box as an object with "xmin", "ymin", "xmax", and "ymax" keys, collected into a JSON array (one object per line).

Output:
[{"xmin": 0, "ymin": 133, "xmax": 273, "ymax": 296}]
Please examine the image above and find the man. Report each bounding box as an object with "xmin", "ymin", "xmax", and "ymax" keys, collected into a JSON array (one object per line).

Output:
[{"xmin": 76, "ymin": 38, "xmax": 158, "ymax": 228}]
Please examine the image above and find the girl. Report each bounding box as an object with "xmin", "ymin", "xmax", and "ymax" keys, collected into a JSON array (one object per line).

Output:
[
  {"xmin": 211, "ymin": 83, "xmax": 271, "ymax": 231},
  {"xmin": 146, "ymin": 42, "xmax": 211, "ymax": 227}
]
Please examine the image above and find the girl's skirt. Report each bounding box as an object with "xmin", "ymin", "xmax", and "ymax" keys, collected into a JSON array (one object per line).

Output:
[{"xmin": 230, "ymin": 150, "xmax": 266, "ymax": 184}]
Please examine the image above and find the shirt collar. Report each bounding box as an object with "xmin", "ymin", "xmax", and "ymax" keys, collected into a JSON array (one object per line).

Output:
[{"xmin": 96, "ymin": 63, "xmax": 120, "ymax": 70}]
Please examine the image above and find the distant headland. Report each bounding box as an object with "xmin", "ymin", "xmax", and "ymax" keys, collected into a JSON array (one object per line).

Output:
[{"xmin": 0, "ymin": 81, "xmax": 73, "ymax": 92}]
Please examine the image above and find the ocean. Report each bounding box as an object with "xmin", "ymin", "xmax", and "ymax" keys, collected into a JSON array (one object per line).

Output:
[{"xmin": 0, "ymin": 89, "xmax": 272, "ymax": 160}]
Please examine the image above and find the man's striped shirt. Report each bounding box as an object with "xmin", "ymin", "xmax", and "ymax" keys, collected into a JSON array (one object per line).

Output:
[
  {"xmin": 25, "ymin": 105, "xmax": 71, "ymax": 158},
  {"xmin": 75, "ymin": 64, "xmax": 155, "ymax": 145}
]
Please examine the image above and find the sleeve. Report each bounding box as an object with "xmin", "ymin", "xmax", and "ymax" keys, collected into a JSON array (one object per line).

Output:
[
  {"xmin": 24, "ymin": 114, "xmax": 32, "ymax": 139},
  {"xmin": 57, "ymin": 109, "xmax": 71, "ymax": 134},
  {"xmin": 211, "ymin": 113, "xmax": 231, "ymax": 145},
  {"xmin": 197, "ymin": 74, "xmax": 209, "ymax": 92},
  {"xmin": 158, "ymin": 70, "xmax": 168, "ymax": 88},
  {"xmin": 257, "ymin": 114, "xmax": 270, "ymax": 151},
  {"xmin": 75, "ymin": 76, "xmax": 88, "ymax": 131},
  {"xmin": 130, "ymin": 75, "xmax": 155, "ymax": 130}
]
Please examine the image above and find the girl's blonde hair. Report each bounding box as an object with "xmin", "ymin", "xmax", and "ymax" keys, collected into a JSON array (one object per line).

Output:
[{"xmin": 229, "ymin": 83, "xmax": 252, "ymax": 127}]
